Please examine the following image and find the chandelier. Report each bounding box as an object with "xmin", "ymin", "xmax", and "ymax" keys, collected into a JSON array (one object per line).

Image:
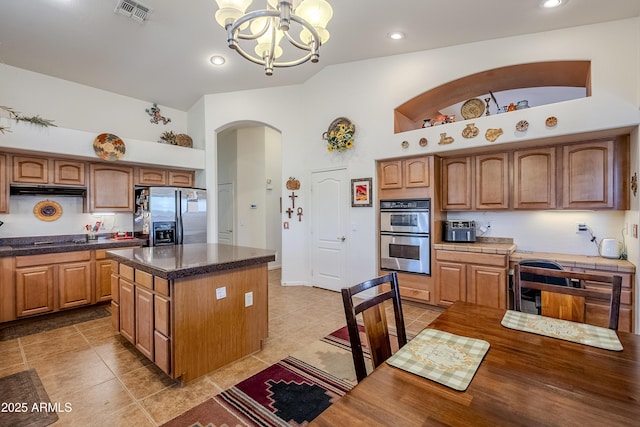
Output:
[{"xmin": 214, "ymin": 0, "xmax": 333, "ymax": 75}]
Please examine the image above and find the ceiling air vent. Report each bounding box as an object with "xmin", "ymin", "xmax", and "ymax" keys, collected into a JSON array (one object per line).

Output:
[{"xmin": 114, "ymin": 0, "xmax": 151, "ymax": 23}]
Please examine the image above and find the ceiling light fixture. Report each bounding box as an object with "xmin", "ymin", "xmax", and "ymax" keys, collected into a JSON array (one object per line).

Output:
[
  {"xmin": 210, "ymin": 55, "xmax": 226, "ymax": 66},
  {"xmin": 388, "ymin": 32, "xmax": 405, "ymax": 40},
  {"xmin": 214, "ymin": 0, "xmax": 333, "ymax": 76},
  {"xmin": 541, "ymin": 0, "xmax": 565, "ymax": 8}
]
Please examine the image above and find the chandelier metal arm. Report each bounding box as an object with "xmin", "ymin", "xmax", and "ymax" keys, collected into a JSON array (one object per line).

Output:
[{"xmin": 224, "ymin": 7, "xmax": 323, "ymax": 74}]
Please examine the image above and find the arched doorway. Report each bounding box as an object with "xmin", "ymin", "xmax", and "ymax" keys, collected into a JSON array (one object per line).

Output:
[{"xmin": 216, "ymin": 123, "xmax": 282, "ymax": 269}]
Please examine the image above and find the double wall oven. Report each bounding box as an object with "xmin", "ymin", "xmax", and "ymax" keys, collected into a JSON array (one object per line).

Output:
[{"xmin": 379, "ymin": 199, "xmax": 431, "ymax": 275}]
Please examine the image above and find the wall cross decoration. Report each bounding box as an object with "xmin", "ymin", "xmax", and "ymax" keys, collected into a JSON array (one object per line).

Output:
[
  {"xmin": 289, "ymin": 192, "xmax": 298, "ymax": 208},
  {"xmin": 286, "ymin": 207, "xmax": 293, "ymax": 218}
]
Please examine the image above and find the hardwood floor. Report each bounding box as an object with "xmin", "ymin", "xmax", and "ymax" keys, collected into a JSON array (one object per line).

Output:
[{"xmin": 0, "ymin": 269, "xmax": 441, "ymax": 426}]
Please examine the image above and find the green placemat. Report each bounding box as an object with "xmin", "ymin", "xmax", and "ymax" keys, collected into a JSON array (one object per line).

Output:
[
  {"xmin": 501, "ymin": 310, "xmax": 623, "ymax": 351},
  {"xmin": 386, "ymin": 329, "xmax": 490, "ymax": 391}
]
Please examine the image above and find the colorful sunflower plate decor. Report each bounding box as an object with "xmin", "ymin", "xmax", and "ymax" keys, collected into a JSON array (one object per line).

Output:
[{"xmin": 322, "ymin": 117, "xmax": 355, "ymax": 152}]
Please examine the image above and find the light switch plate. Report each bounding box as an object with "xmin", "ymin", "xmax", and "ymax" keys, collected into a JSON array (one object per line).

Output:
[
  {"xmin": 216, "ymin": 287, "xmax": 226, "ymax": 299},
  {"xmin": 245, "ymin": 291, "xmax": 253, "ymax": 307}
]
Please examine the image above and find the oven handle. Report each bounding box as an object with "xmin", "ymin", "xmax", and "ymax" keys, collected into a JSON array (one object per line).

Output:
[{"xmin": 380, "ymin": 232, "xmax": 430, "ymax": 237}]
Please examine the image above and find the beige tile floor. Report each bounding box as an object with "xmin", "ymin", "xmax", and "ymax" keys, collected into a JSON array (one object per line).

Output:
[{"xmin": 0, "ymin": 269, "xmax": 442, "ymax": 426}]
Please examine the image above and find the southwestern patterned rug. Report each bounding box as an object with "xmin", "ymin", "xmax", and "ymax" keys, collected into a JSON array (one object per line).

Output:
[
  {"xmin": 162, "ymin": 356, "xmax": 353, "ymax": 427},
  {"xmin": 162, "ymin": 325, "xmax": 410, "ymax": 426}
]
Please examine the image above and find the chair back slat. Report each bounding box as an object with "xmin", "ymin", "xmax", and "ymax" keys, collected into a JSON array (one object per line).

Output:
[
  {"xmin": 514, "ymin": 264, "xmax": 622, "ymax": 330},
  {"xmin": 341, "ymin": 271, "xmax": 407, "ymax": 382}
]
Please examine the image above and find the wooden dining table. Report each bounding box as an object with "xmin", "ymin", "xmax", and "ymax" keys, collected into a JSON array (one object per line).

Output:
[{"xmin": 310, "ymin": 301, "xmax": 640, "ymax": 426}]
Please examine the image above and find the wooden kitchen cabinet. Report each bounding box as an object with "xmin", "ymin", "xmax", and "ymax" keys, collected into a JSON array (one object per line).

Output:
[
  {"xmin": 15, "ymin": 251, "xmax": 92, "ymax": 317},
  {"xmin": 441, "ymin": 157, "xmax": 472, "ymax": 210},
  {"xmin": 11, "ymin": 155, "xmax": 85, "ymax": 186},
  {"xmin": 168, "ymin": 170, "xmax": 194, "ymax": 187},
  {"xmin": 95, "ymin": 248, "xmax": 139, "ymax": 302},
  {"xmin": 378, "ymin": 156, "xmax": 431, "ymax": 199},
  {"xmin": 53, "ymin": 160, "xmax": 85, "ymax": 186},
  {"xmin": 435, "ymin": 250, "xmax": 508, "ymax": 309},
  {"xmin": 434, "ymin": 261, "xmax": 466, "ymax": 306},
  {"xmin": 135, "ymin": 285, "xmax": 155, "ymax": 360},
  {"xmin": 475, "ymin": 153, "xmax": 509, "ymax": 210},
  {"xmin": 137, "ymin": 167, "xmax": 168, "ymax": 186},
  {"xmin": 513, "ymin": 147, "xmax": 557, "ymax": 209},
  {"xmin": 0, "ymin": 154, "xmax": 8, "ymax": 213},
  {"xmin": 562, "ymin": 139, "xmax": 624, "ymax": 209},
  {"xmin": 89, "ymin": 163, "xmax": 134, "ymax": 212},
  {"xmin": 12, "ymin": 155, "xmax": 48, "ymax": 184},
  {"xmin": 57, "ymin": 261, "xmax": 92, "ymax": 309},
  {"xmin": 15, "ymin": 265, "xmax": 55, "ymax": 317},
  {"xmin": 119, "ymin": 278, "xmax": 136, "ymax": 343}
]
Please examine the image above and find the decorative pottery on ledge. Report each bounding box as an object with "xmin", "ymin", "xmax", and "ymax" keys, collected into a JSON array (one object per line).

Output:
[{"xmin": 322, "ymin": 117, "xmax": 355, "ymax": 152}]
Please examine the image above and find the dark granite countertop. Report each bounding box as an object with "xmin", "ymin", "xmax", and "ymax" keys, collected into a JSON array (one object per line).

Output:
[
  {"xmin": 106, "ymin": 243, "xmax": 276, "ymax": 280},
  {"xmin": 0, "ymin": 235, "xmax": 147, "ymax": 257}
]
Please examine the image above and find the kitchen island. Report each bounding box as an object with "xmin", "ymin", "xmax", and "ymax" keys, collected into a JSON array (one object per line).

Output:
[{"xmin": 106, "ymin": 243, "xmax": 275, "ymax": 383}]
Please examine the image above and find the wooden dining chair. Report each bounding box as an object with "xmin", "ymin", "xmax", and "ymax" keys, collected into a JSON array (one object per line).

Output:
[
  {"xmin": 341, "ymin": 272, "xmax": 407, "ymax": 382},
  {"xmin": 514, "ymin": 265, "xmax": 622, "ymax": 330}
]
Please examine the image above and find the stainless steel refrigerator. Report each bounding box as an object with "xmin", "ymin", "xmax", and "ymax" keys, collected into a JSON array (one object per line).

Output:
[{"xmin": 134, "ymin": 187, "xmax": 207, "ymax": 246}]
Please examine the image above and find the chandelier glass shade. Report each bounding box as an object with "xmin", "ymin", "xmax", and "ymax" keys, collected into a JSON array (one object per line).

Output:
[{"xmin": 214, "ymin": 0, "xmax": 333, "ymax": 75}]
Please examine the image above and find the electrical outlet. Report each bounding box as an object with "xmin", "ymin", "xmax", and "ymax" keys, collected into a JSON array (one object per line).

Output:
[
  {"xmin": 245, "ymin": 291, "xmax": 253, "ymax": 307},
  {"xmin": 216, "ymin": 286, "xmax": 226, "ymax": 300},
  {"xmin": 576, "ymin": 222, "xmax": 587, "ymax": 233}
]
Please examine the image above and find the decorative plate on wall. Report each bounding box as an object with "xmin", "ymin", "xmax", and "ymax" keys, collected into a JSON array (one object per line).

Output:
[
  {"xmin": 33, "ymin": 200, "xmax": 62, "ymax": 221},
  {"xmin": 460, "ymin": 98, "xmax": 485, "ymax": 120},
  {"xmin": 93, "ymin": 133, "xmax": 126, "ymax": 161}
]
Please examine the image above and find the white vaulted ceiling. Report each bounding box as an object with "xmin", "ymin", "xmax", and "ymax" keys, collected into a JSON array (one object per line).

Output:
[{"xmin": 0, "ymin": 0, "xmax": 638, "ymax": 111}]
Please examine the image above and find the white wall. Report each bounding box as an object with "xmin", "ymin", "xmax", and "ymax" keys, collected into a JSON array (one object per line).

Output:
[
  {"xmin": 265, "ymin": 127, "xmax": 283, "ymax": 268},
  {"xmin": 202, "ymin": 19, "xmax": 640, "ymax": 290},
  {"xmin": 0, "ymin": 64, "xmax": 187, "ymax": 141}
]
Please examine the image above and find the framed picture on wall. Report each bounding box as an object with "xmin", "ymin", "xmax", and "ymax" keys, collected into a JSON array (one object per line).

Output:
[{"xmin": 351, "ymin": 177, "xmax": 372, "ymax": 207}]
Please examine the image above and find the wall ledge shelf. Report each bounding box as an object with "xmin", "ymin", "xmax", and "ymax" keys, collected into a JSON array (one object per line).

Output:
[{"xmin": 0, "ymin": 118, "xmax": 205, "ymax": 170}]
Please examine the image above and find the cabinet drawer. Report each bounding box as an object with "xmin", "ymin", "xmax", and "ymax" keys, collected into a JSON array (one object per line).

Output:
[
  {"xmin": 155, "ymin": 277, "xmax": 169, "ymax": 297},
  {"xmin": 135, "ymin": 270, "xmax": 153, "ymax": 289},
  {"xmin": 154, "ymin": 331, "xmax": 171, "ymax": 374},
  {"xmin": 16, "ymin": 251, "xmax": 91, "ymax": 268},
  {"xmin": 154, "ymin": 295, "xmax": 170, "ymax": 337},
  {"xmin": 120, "ymin": 264, "xmax": 134, "ymax": 281},
  {"xmin": 435, "ymin": 250, "xmax": 507, "ymax": 267}
]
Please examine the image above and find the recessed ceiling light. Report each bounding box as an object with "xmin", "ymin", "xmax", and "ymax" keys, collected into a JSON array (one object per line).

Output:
[
  {"xmin": 210, "ymin": 55, "xmax": 226, "ymax": 66},
  {"xmin": 541, "ymin": 0, "xmax": 566, "ymax": 8},
  {"xmin": 388, "ymin": 32, "xmax": 405, "ymax": 40}
]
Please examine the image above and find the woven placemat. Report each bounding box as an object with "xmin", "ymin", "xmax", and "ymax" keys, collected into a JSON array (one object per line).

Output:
[
  {"xmin": 386, "ymin": 329, "xmax": 490, "ymax": 391},
  {"xmin": 501, "ymin": 310, "xmax": 623, "ymax": 351}
]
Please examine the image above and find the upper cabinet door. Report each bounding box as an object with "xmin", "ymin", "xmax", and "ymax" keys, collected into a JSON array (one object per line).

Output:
[
  {"xmin": 137, "ymin": 168, "xmax": 168, "ymax": 186},
  {"xmin": 12, "ymin": 155, "xmax": 49, "ymax": 184},
  {"xmin": 379, "ymin": 160, "xmax": 403, "ymax": 190},
  {"xmin": 442, "ymin": 157, "xmax": 472, "ymax": 210},
  {"xmin": 168, "ymin": 170, "xmax": 194, "ymax": 187},
  {"xmin": 405, "ymin": 157, "xmax": 430, "ymax": 188},
  {"xmin": 562, "ymin": 140, "xmax": 614, "ymax": 209},
  {"xmin": 53, "ymin": 160, "xmax": 85, "ymax": 186},
  {"xmin": 475, "ymin": 153, "xmax": 509, "ymax": 210},
  {"xmin": 89, "ymin": 164, "xmax": 134, "ymax": 212},
  {"xmin": 513, "ymin": 147, "xmax": 556, "ymax": 210}
]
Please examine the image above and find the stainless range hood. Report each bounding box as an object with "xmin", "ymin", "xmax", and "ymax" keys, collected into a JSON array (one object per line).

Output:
[{"xmin": 10, "ymin": 185, "xmax": 87, "ymax": 197}]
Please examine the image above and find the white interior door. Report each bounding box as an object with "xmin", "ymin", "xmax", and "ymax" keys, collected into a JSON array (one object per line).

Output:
[
  {"xmin": 311, "ymin": 168, "xmax": 348, "ymax": 292},
  {"xmin": 217, "ymin": 183, "xmax": 234, "ymax": 244}
]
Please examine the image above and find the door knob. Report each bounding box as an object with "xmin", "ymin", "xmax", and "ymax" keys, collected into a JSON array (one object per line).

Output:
[{"xmin": 338, "ymin": 236, "xmax": 346, "ymax": 242}]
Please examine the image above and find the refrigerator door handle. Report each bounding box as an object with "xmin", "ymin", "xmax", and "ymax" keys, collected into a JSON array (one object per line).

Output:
[{"xmin": 176, "ymin": 189, "xmax": 183, "ymax": 244}]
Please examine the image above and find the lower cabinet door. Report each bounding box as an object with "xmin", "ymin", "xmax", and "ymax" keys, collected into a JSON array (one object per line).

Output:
[
  {"xmin": 119, "ymin": 279, "xmax": 135, "ymax": 344},
  {"xmin": 154, "ymin": 331, "xmax": 171, "ymax": 374},
  {"xmin": 16, "ymin": 266, "xmax": 55, "ymax": 317},
  {"xmin": 467, "ymin": 265, "xmax": 507, "ymax": 309},
  {"xmin": 58, "ymin": 261, "xmax": 92, "ymax": 309},
  {"xmin": 135, "ymin": 286, "xmax": 154, "ymax": 360}
]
